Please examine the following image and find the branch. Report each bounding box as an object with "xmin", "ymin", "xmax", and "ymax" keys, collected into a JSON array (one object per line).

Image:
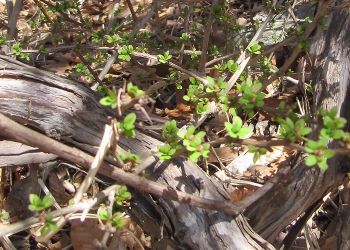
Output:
[{"xmin": 0, "ymin": 113, "xmax": 246, "ymax": 215}]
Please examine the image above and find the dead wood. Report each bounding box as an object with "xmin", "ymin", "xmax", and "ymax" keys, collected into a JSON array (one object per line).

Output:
[
  {"xmin": 0, "ymin": 56, "xmax": 273, "ymax": 249},
  {"xmin": 244, "ymin": 1, "xmax": 350, "ymax": 248}
]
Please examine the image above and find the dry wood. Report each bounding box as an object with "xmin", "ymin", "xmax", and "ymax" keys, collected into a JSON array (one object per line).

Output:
[
  {"xmin": 0, "ymin": 55, "xmax": 273, "ymax": 249},
  {"xmin": 244, "ymin": 1, "xmax": 350, "ymax": 248}
]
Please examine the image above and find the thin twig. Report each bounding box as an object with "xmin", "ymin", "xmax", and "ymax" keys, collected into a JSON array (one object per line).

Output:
[
  {"xmin": 74, "ymin": 50, "xmax": 104, "ymax": 87},
  {"xmin": 199, "ymin": 0, "xmax": 218, "ymax": 72},
  {"xmin": 107, "ymin": 0, "xmax": 121, "ymax": 33},
  {"xmin": 125, "ymin": 0, "xmax": 138, "ymax": 23},
  {"xmin": 0, "ymin": 113, "xmax": 246, "ymax": 216}
]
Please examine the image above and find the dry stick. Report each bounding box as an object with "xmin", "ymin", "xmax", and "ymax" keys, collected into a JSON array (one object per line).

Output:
[
  {"xmin": 32, "ymin": 0, "xmax": 54, "ymax": 25},
  {"xmin": 0, "ymin": 113, "xmax": 246, "ymax": 215},
  {"xmin": 130, "ymin": 6, "xmax": 153, "ymax": 37},
  {"xmin": 3, "ymin": 0, "xmax": 22, "ymax": 56},
  {"xmin": 74, "ymin": 50, "xmax": 104, "ymax": 87},
  {"xmin": 179, "ymin": 3, "xmax": 193, "ymax": 64},
  {"xmin": 0, "ymin": 184, "xmax": 120, "ymax": 238},
  {"xmin": 260, "ymin": 1, "xmax": 332, "ymax": 91},
  {"xmin": 198, "ymin": 0, "xmax": 218, "ymax": 72},
  {"xmin": 6, "ymin": 0, "xmax": 13, "ymax": 19},
  {"xmin": 6, "ymin": 0, "xmax": 22, "ymax": 41},
  {"xmin": 153, "ymin": 0, "xmax": 166, "ymax": 47},
  {"xmin": 0, "ymin": 202, "xmax": 93, "ymax": 238},
  {"xmin": 107, "ymin": 0, "xmax": 121, "ymax": 33},
  {"xmin": 205, "ymin": 52, "xmax": 240, "ymax": 68},
  {"xmin": 95, "ymin": 7, "xmax": 154, "ymax": 90},
  {"xmin": 125, "ymin": 0, "xmax": 138, "ymax": 23},
  {"xmin": 132, "ymin": 51, "xmax": 207, "ymax": 84},
  {"xmin": 74, "ymin": 124, "xmax": 114, "ymax": 203},
  {"xmin": 35, "ymin": 126, "xmax": 116, "ymax": 243},
  {"xmin": 38, "ymin": 0, "xmax": 83, "ymax": 27},
  {"xmin": 247, "ymin": 0, "xmax": 257, "ymax": 34}
]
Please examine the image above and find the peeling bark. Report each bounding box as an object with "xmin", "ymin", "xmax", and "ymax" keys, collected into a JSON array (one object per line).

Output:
[
  {"xmin": 0, "ymin": 55, "xmax": 272, "ymax": 249},
  {"xmin": 245, "ymin": 1, "xmax": 350, "ymax": 247}
]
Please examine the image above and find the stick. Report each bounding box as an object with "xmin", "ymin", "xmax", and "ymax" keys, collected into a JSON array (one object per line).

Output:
[{"xmin": 0, "ymin": 113, "xmax": 245, "ymax": 215}]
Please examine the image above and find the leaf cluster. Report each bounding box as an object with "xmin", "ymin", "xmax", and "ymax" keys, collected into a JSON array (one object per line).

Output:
[
  {"xmin": 28, "ymin": 194, "xmax": 54, "ymax": 212},
  {"xmin": 117, "ymin": 113, "xmax": 137, "ymax": 138},
  {"xmin": 178, "ymin": 126, "xmax": 210, "ymax": 162},
  {"xmin": 225, "ymin": 116, "xmax": 252, "ymax": 139},
  {"xmin": 236, "ymin": 78, "xmax": 265, "ymax": 117}
]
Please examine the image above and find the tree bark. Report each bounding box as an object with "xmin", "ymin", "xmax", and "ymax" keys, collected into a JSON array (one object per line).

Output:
[
  {"xmin": 0, "ymin": 55, "xmax": 273, "ymax": 249},
  {"xmin": 244, "ymin": 1, "xmax": 350, "ymax": 248}
]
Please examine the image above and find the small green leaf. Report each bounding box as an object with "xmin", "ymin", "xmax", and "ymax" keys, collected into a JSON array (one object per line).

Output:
[
  {"xmin": 318, "ymin": 160, "xmax": 328, "ymax": 170},
  {"xmin": 98, "ymin": 209, "xmax": 111, "ymax": 221},
  {"xmin": 42, "ymin": 195, "xmax": 54, "ymax": 208},
  {"xmin": 253, "ymin": 153, "xmax": 259, "ymax": 163},
  {"xmin": 30, "ymin": 194, "xmax": 40, "ymax": 206},
  {"xmin": 305, "ymin": 155, "xmax": 317, "ymax": 166},
  {"xmin": 124, "ymin": 113, "xmax": 136, "ymax": 124},
  {"xmin": 323, "ymin": 149, "xmax": 334, "ymax": 159}
]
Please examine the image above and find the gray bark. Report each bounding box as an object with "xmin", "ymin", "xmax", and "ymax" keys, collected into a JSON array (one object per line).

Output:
[
  {"xmin": 0, "ymin": 55, "xmax": 272, "ymax": 249},
  {"xmin": 244, "ymin": 1, "xmax": 350, "ymax": 248}
]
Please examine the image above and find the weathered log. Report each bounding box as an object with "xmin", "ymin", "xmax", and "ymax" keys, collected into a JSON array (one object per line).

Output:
[
  {"xmin": 244, "ymin": 1, "xmax": 350, "ymax": 248},
  {"xmin": 0, "ymin": 55, "xmax": 273, "ymax": 249}
]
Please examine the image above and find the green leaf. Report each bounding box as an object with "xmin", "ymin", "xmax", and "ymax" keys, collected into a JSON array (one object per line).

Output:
[
  {"xmin": 237, "ymin": 127, "xmax": 252, "ymax": 139},
  {"xmin": 189, "ymin": 152, "xmax": 201, "ymax": 162},
  {"xmin": 248, "ymin": 145, "xmax": 257, "ymax": 152},
  {"xmin": 231, "ymin": 116, "xmax": 243, "ymax": 131},
  {"xmin": 305, "ymin": 155, "xmax": 317, "ymax": 166},
  {"xmin": 30, "ymin": 194, "xmax": 40, "ymax": 206},
  {"xmin": 306, "ymin": 140, "xmax": 319, "ymax": 150},
  {"xmin": 318, "ymin": 160, "xmax": 328, "ymax": 170},
  {"xmin": 207, "ymin": 76, "xmax": 215, "ymax": 86},
  {"xmin": 323, "ymin": 149, "xmax": 334, "ymax": 159},
  {"xmin": 332, "ymin": 129, "xmax": 344, "ymax": 139},
  {"xmin": 329, "ymin": 106, "xmax": 338, "ymax": 118},
  {"xmin": 299, "ymin": 127, "xmax": 312, "ymax": 136},
  {"xmin": 42, "ymin": 196, "xmax": 54, "ymax": 208},
  {"xmin": 124, "ymin": 113, "xmax": 136, "ymax": 124},
  {"xmin": 98, "ymin": 209, "xmax": 111, "ymax": 221},
  {"xmin": 253, "ymin": 153, "xmax": 259, "ymax": 163}
]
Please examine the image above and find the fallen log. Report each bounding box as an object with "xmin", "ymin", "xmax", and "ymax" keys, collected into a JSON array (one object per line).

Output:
[
  {"xmin": 244, "ymin": 1, "xmax": 350, "ymax": 248},
  {"xmin": 0, "ymin": 55, "xmax": 273, "ymax": 249}
]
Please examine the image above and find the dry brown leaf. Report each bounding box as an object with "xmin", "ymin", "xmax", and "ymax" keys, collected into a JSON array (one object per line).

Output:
[
  {"xmin": 70, "ymin": 219, "xmax": 105, "ymax": 250},
  {"xmin": 229, "ymin": 185, "xmax": 259, "ymax": 202},
  {"xmin": 320, "ymin": 235, "xmax": 338, "ymax": 250},
  {"xmin": 48, "ymin": 171, "xmax": 73, "ymax": 206},
  {"xmin": 208, "ymin": 147, "xmax": 241, "ymax": 163},
  {"xmin": 41, "ymin": 62, "xmax": 72, "ymax": 74},
  {"xmin": 3, "ymin": 176, "xmax": 34, "ymax": 223},
  {"xmin": 48, "ymin": 231, "xmax": 71, "ymax": 250},
  {"xmin": 165, "ymin": 103, "xmax": 192, "ymax": 120},
  {"xmin": 227, "ymin": 146, "xmax": 284, "ymax": 175}
]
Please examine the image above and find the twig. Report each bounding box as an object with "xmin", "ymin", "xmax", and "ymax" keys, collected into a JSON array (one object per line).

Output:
[
  {"xmin": 132, "ymin": 51, "xmax": 207, "ymax": 84},
  {"xmin": 153, "ymin": 0, "xmax": 166, "ymax": 47},
  {"xmin": 0, "ymin": 113, "xmax": 246, "ymax": 216},
  {"xmin": 205, "ymin": 52, "xmax": 240, "ymax": 68},
  {"xmin": 6, "ymin": 0, "xmax": 23, "ymax": 51},
  {"xmin": 125, "ymin": 0, "xmax": 138, "ymax": 23},
  {"xmin": 260, "ymin": 0, "xmax": 332, "ymax": 91},
  {"xmin": 199, "ymin": 0, "xmax": 218, "ymax": 72},
  {"xmin": 130, "ymin": 6, "xmax": 153, "ymax": 37},
  {"xmin": 107, "ymin": 0, "xmax": 121, "ymax": 33},
  {"xmin": 38, "ymin": 0, "xmax": 83, "ymax": 27},
  {"xmin": 74, "ymin": 123, "xmax": 114, "ymax": 203},
  {"xmin": 0, "ymin": 202, "xmax": 94, "ymax": 237},
  {"xmin": 32, "ymin": 0, "xmax": 54, "ymax": 26},
  {"xmin": 94, "ymin": 52, "xmax": 119, "ymax": 90},
  {"xmin": 74, "ymin": 50, "xmax": 104, "ymax": 87}
]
